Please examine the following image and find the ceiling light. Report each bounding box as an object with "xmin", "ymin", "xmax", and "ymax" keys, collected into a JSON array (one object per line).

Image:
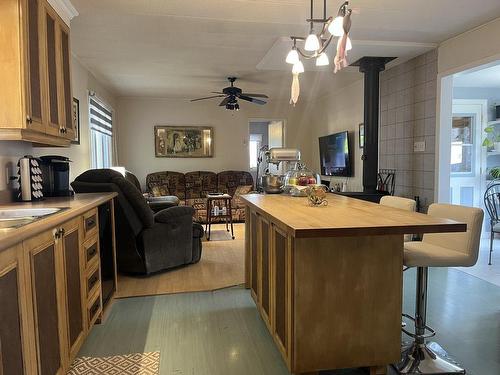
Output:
[
  {"xmin": 292, "ymin": 60, "xmax": 304, "ymax": 74},
  {"xmin": 286, "ymin": 47, "xmax": 300, "ymax": 64},
  {"xmin": 328, "ymin": 16, "xmax": 344, "ymax": 36},
  {"xmin": 286, "ymin": 1, "xmax": 354, "ymax": 104},
  {"xmin": 304, "ymin": 33, "xmax": 320, "ymax": 51},
  {"xmin": 316, "ymin": 52, "xmax": 329, "ymax": 66}
]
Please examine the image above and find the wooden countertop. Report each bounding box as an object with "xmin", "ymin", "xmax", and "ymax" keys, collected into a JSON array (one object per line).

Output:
[
  {"xmin": 241, "ymin": 193, "xmax": 467, "ymax": 238},
  {"xmin": 0, "ymin": 193, "xmax": 117, "ymax": 252}
]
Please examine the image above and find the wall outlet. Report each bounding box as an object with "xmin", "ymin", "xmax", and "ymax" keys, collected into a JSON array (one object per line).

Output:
[{"xmin": 414, "ymin": 141, "xmax": 426, "ymax": 152}]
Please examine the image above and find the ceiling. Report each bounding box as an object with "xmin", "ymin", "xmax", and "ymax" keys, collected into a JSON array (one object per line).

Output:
[
  {"xmin": 454, "ymin": 63, "xmax": 500, "ymax": 88},
  {"xmin": 70, "ymin": 0, "xmax": 500, "ymax": 100}
]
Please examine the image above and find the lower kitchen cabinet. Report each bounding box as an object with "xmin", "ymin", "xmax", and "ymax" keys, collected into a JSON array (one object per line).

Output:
[
  {"xmin": 0, "ymin": 244, "xmax": 33, "ymax": 375},
  {"xmin": 0, "ymin": 201, "xmax": 115, "ymax": 375}
]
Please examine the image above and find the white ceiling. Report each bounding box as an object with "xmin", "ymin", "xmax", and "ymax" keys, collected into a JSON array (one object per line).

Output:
[
  {"xmin": 454, "ymin": 63, "xmax": 500, "ymax": 88},
  {"xmin": 70, "ymin": 0, "xmax": 500, "ymax": 100}
]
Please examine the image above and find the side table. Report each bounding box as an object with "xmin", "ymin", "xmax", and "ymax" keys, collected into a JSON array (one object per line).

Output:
[{"xmin": 205, "ymin": 194, "xmax": 235, "ymax": 241}]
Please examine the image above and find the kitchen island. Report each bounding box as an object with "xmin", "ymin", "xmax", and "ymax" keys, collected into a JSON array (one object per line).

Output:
[{"xmin": 242, "ymin": 193, "xmax": 466, "ymax": 375}]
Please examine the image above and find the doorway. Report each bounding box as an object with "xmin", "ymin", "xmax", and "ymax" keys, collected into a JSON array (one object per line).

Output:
[
  {"xmin": 248, "ymin": 119, "xmax": 285, "ymax": 177},
  {"xmin": 449, "ymin": 100, "xmax": 487, "ymax": 207}
]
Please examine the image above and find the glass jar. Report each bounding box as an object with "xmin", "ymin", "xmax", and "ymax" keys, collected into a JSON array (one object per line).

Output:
[{"xmin": 283, "ymin": 163, "xmax": 321, "ymax": 196}]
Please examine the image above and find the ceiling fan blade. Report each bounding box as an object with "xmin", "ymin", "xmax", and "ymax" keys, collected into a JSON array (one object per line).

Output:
[
  {"xmin": 241, "ymin": 93, "xmax": 269, "ymax": 98},
  {"xmin": 190, "ymin": 95, "xmax": 225, "ymax": 102},
  {"xmin": 239, "ymin": 95, "xmax": 266, "ymax": 105},
  {"xmin": 219, "ymin": 97, "xmax": 231, "ymax": 106},
  {"xmin": 211, "ymin": 91, "xmax": 224, "ymax": 94}
]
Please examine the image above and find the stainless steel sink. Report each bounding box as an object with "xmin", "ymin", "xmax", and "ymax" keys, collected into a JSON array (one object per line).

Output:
[{"xmin": 0, "ymin": 207, "xmax": 63, "ymax": 230}]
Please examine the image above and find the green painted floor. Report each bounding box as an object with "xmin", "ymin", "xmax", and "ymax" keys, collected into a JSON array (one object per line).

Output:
[{"xmin": 79, "ymin": 268, "xmax": 500, "ymax": 374}]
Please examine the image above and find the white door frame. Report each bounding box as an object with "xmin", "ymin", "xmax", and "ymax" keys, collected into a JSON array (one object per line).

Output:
[
  {"xmin": 449, "ymin": 99, "xmax": 488, "ymax": 206},
  {"xmin": 435, "ymin": 52, "xmax": 500, "ymax": 203}
]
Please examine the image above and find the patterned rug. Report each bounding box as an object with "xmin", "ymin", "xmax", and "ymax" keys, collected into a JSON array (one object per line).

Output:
[{"xmin": 68, "ymin": 351, "xmax": 160, "ymax": 375}]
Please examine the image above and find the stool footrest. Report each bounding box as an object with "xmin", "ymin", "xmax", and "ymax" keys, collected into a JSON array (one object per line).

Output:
[{"xmin": 402, "ymin": 313, "xmax": 436, "ymax": 339}]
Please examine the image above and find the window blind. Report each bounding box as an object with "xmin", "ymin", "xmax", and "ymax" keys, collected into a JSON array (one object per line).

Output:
[{"xmin": 89, "ymin": 97, "xmax": 113, "ymax": 136}]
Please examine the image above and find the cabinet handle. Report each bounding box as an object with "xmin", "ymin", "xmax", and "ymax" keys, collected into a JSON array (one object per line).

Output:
[
  {"xmin": 87, "ymin": 243, "xmax": 98, "ymax": 261},
  {"xmin": 26, "ymin": 116, "xmax": 33, "ymax": 124},
  {"xmin": 88, "ymin": 274, "xmax": 99, "ymax": 291},
  {"xmin": 59, "ymin": 228, "xmax": 65, "ymax": 237},
  {"xmin": 85, "ymin": 216, "xmax": 96, "ymax": 231},
  {"xmin": 53, "ymin": 228, "xmax": 60, "ymax": 240}
]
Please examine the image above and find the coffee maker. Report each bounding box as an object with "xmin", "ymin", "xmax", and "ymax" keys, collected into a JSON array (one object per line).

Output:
[{"xmin": 39, "ymin": 155, "xmax": 73, "ymax": 197}]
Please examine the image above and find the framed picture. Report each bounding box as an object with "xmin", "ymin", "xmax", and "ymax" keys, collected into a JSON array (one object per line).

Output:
[
  {"xmin": 154, "ymin": 125, "xmax": 214, "ymax": 158},
  {"xmin": 71, "ymin": 97, "xmax": 80, "ymax": 145},
  {"xmin": 359, "ymin": 123, "xmax": 364, "ymax": 149}
]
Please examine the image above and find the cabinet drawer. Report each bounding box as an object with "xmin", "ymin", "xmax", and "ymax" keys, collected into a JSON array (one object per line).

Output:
[
  {"xmin": 87, "ymin": 293, "xmax": 101, "ymax": 329},
  {"xmin": 83, "ymin": 209, "xmax": 98, "ymax": 240},
  {"xmin": 83, "ymin": 237, "xmax": 99, "ymax": 269},
  {"xmin": 86, "ymin": 265, "xmax": 100, "ymax": 298}
]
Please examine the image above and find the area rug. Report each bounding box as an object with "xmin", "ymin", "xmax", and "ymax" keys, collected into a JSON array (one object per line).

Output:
[
  {"xmin": 115, "ymin": 223, "xmax": 245, "ymax": 298},
  {"xmin": 68, "ymin": 351, "xmax": 160, "ymax": 375}
]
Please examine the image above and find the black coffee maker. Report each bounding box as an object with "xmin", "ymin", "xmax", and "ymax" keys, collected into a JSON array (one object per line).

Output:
[{"xmin": 39, "ymin": 155, "xmax": 74, "ymax": 197}]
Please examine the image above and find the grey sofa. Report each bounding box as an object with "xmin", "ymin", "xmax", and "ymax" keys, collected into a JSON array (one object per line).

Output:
[{"xmin": 71, "ymin": 169, "xmax": 204, "ymax": 275}]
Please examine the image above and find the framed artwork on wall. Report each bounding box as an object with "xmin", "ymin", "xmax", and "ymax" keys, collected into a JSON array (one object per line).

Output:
[
  {"xmin": 359, "ymin": 123, "xmax": 364, "ymax": 149},
  {"xmin": 154, "ymin": 125, "xmax": 214, "ymax": 158},
  {"xmin": 71, "ymin": 97, "xmax": 80, "ymax": 145}
]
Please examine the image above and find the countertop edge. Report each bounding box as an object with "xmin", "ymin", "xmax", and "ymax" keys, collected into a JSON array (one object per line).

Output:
[{"xmin": 0, "ymin": 193, "xmax": 117, "ymax": 252}]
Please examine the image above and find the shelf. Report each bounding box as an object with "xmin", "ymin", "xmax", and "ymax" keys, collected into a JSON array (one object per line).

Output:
[
  {"xmin": 488, "ymin": 151, "xmax": 500, "ymax": 156},
  {"xmin": 487, "ymin": 120, "xmax": 500, "ymax": 126}
]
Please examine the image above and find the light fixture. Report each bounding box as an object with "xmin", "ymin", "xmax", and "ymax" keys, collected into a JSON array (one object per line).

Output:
[
  {"xmin": 285, "ymin": 0, "xmax": 354, "ymax": 104},
  {"xmin": 316, "ymin": 52, "xmax": 329, "ymax": 66},
  {"xmin": 305, "ymin": 32, "xmax": 320, "ymax": 51},
  {"xmin": 292, "ymin": 60, "xmax": 305, "ymax": 74},
  {"xmin": 286, "ymin": 46, "xmax": 300, "ymax": 64}
]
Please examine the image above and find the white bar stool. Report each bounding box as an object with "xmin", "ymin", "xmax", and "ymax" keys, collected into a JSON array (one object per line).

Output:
[
  {"xmin": 380, "ymin": 196, "xmax": 417, "ymax": 242},
  {"xmin": 397, "ymin": 203, "xmax": 483, "ymax": 374}
]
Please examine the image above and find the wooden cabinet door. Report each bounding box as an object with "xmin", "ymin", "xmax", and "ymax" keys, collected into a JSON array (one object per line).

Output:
[
  {"xmin": 43, "ymin": 4, "xmax": 62, "ymax": 137},
  {"xmin": 24, "ymin": 230, "xmax": 65, "ymax": 375},
  {"xmin": 24, "ymin": 0, "xmax": 45, "ymax": 132},
  {"xmin": 0, "ymin": 244, "xmax": 33, "ymax": 375},
  {"xmin": 58, "ymin": 22, "xmax": 74, "ymax": 140},
  {"xmin": 60, "ymin": 218, "xmax": 85, "ymax": 362},
  {"xmin": 272, "ymin": 225, "xmax": 292, "ymax": 367},
  {"xmin": 259, "ymin": 216, "xmax": 272, "ymax": 329},
  {"xmin": 250, "ymin": 211, "xmax": 259, "ymax": 301}
]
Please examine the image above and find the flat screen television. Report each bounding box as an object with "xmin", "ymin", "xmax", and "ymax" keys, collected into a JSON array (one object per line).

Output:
[{"xmin": 319, "ymin": 131, "xmax": 352, "ymax": 177}]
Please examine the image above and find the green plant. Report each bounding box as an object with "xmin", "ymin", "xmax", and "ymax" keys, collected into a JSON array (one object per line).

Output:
[
  {"xmin": 489, "ymin": 166, "xmax": 500, "ymax": 179},
  {"xmin": 482, "ymin": 125, "xmax": 500, "ymax": 148}
]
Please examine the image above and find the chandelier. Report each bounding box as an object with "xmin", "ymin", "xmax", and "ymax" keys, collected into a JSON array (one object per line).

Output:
[{"xmin": 287, "ymin": 0, "xmax": 353, "ymax": 105}]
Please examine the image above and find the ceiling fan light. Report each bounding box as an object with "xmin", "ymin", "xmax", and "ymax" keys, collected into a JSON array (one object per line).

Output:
[
  {"xmin": 235, "ymin": 103, "xmax": 240, "ymax": 111},
  {"xmin": 328, "ymin": 16, "xmax": 344, "ymax": 37},
  {"xmin": 316, "ymin": 52, "xmax": 329, "ymax": 66},
  {"xmin": 346, "ymin": 36, "xmax": 352, "ymax": 51},
  {"xmin": 292, "ymin": 60, "xmax": 305, "ymax": 74},
  {"xmin": 286, "ymin": 48, "xmax": 299, "ymax": 64},
  {"xmin": 304, "ymin": 33, "xmax": 320, "ymax": 51}
]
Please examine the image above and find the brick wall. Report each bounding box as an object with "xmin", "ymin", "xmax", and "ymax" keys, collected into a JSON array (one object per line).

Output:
[{"xmin": 379, "ymin": 49, "xmax": 438, "ymax": 211}]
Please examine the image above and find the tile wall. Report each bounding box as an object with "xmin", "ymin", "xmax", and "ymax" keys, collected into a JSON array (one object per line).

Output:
[{"xmin": 379, "ymin": 49, "xmax": 438, "ymax": 211}]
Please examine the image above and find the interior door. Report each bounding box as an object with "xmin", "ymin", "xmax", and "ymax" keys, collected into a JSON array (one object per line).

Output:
[{"xmin": 449, "ymin": 101, "xmax": 487, "ymax": 207}]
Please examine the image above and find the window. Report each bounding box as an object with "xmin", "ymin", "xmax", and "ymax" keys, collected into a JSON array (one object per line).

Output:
[
  {"xmin": 450, "ymin": 115, "xmax": 474, "ymax": 176},
  {"xmin": 89, "ymin": 95, "xmax": 113, "ymax": 169},
  {"xmin": 249, "ymin": 134, "xmax": 263, "ymax": 170}
]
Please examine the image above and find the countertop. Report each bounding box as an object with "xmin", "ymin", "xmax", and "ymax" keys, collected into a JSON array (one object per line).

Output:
[
  {"xmin": 241, "ymin": 193, "xmax": 466, "ymax": 238},
  {"xmin": 0, "ymin": 193, "xmax": 117, "ymax": 252}
]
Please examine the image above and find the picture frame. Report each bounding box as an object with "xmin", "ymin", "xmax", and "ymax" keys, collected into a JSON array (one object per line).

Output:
[
  {"xmin": 71, "ymin": 97, "xmax": 80, "ymax": 145},
  {"xmin": 359, "ymin": 123, "xmax": 364, "ymax": 149},
  {"xmin": 154, "ymin": 125, "xmax": 214, "ymax": 158}
]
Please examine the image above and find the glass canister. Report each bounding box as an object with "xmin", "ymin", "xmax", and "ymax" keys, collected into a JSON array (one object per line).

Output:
[{"xmin": 283, "ymin": 163, "xmax": 321, "ymax": 196}]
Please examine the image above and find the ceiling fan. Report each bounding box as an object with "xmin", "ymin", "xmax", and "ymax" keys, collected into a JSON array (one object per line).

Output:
[{"xmin": 190, "ymin": 77, "xmax": 268, "ymax": 110}]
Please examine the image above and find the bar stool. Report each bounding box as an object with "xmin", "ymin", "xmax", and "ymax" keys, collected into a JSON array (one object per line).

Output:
[
  {"xmin": 380, "ymin": 196, "xmax": 416, "ymax": 242},
  {"xmin": 397, "ymin": 203, "xmax": 483, "ymax": 374}
]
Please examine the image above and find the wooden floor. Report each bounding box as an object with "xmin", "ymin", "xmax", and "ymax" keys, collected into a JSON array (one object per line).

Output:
[
  {"xmin": 115, "ymin": 223, "xmax": 245, "ymax": 298},
  {"xmin": 80, "ymin": 266, "xmax": 500, "ymax": 374}
]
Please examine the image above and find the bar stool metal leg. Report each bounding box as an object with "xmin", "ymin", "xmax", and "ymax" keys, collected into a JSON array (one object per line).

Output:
[
  {"xmin": 397, "ymin": 267, "xmax": 466, "ymax": 374},
  {"xmin": 489, "ymin": 228, "xmax": 494, "ymax": 265}
]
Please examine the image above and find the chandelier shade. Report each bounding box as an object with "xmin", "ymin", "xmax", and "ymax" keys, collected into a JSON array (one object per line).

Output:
[
  {"xmin": 292, "ymin": 60, "xmax": 305, "ymax": 74},
  {"xmin": 305, "ymin": 33, "xmax": 321, "ymax": 51},
  {"xmin": 286, "ymin": 48, "xmax": 300, "ymax": 64},
  {"xmin": 316, "ymin": 52, "xmax": 330, "ymax": 66}
]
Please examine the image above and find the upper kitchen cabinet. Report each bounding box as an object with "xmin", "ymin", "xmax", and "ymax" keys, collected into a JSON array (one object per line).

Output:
[{"xmin": 0, "ymin": 0, "xmax": 77, "ymax": 146}]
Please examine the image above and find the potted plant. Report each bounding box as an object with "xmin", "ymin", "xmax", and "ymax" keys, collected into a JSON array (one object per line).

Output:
[
  {"xmin": 483, "ymin": 125, "xmax": 500, "ymax": 151},
  {"xmin": 489, "ymin": 166, "xmax": 500, "ymax": 180}
]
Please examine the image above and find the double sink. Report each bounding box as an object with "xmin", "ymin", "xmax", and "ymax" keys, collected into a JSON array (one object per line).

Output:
[{"xmin": 0, "ymin": 207, "xmax": 64, "ymax": 230}]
